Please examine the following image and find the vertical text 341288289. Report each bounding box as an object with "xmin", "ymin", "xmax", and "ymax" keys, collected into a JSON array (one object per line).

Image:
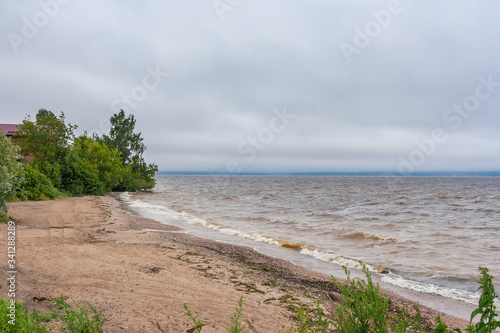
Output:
[{"xmin": 6, "ymin": 220, "xmax": 17, "ymax": 326}]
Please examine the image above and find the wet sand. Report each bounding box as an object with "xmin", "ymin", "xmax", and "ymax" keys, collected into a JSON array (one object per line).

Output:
[{"xmin": 0, "ymin": 195, "xmax": 470, "ymax": 332}]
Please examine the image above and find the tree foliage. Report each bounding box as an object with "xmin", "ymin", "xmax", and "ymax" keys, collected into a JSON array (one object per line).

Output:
[
  {"xmin": 8, "ymin": 108, "xmax": 157, "ymax": 203},
  {"xmin": 16, "ymin": 164, "xmax": 60, "ymax": 201},
  {"xmin": 0, "ymin": 131, "xmax": 24, "ymax": 221},
  {"xmin": 17, "ymin": 109, "xmax": 76, "ymax": 187},
  {"xmin": 61, "ymin": 136, "xmax": 125, "ymax": 196},
  {"xmin": 99, "ymin": 110, "xmax": 145, "ymax": 165},
  {"xmin": 98, "ymin": 109, "xmax": 157, "ymax": 191}
]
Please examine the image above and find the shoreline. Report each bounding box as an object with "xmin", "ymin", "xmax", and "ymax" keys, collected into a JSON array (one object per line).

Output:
[
  {"xmin": 1, "ymin": 195, "xmax": 470, "ymax": 332},
  {"xmin": 119, "ymin": 191, "xmax": 480, "ymax": 321}
]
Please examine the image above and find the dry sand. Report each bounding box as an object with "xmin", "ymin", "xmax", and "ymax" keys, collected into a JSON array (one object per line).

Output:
[{"xmin": 0, "ymin": 195, "xmax": 470, "ymax": 332}]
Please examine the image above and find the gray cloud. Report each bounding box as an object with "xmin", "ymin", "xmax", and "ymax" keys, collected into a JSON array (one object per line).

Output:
[{"xmin": 1, "ymin": 0, "xmax": 499, "ymax": 172}]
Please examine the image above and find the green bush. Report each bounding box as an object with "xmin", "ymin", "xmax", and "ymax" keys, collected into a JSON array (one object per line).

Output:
[
  {"xmin": 226, "ymin": 296, "xmax": 245, "ymax": 333},
  {"xmin": 61, "ymin": 149, "xmax": 106, "ymax": 196},
  {"xmin": 30, "ymin": 159, "xmax": 63, "ymax": 189},
  {"xmin": 15, "ymin": 163, "xmax": 61, "ymax": 201},
  {"xmin": 332, "ymin": 262, "xmax": 389, "ymax": 332},
  {"xmin": 467, "ymin": 267, "xmax": 500, "ymax": 332},
  {"xmin": 0, "ymin": 131, "xmax": 24, "ymax": 222},
  {"xmin": 61, "ymin": 137, "xmax": 125, "ymax": 196},
  {"xmin": 330, "ymin": 262, "xmax": 425, "ymax": 333}
]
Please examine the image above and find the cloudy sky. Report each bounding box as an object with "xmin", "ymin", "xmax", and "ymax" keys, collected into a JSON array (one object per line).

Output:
[{"xmin": 1, "ymin": 1, "xmax": 499, "ymax": 173}]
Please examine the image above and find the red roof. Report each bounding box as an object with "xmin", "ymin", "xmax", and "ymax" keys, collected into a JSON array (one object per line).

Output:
[{"xmin": 0, "ymin": 124, "xmax": 20, "ymax": 136}]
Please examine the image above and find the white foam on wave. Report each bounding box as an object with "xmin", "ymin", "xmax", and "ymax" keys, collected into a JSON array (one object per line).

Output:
[
  {"xmin": 128, "ymin": 197, "xmax": 386, "ymax": 270},
  {"xmin": 127, "ymin": 197, "xmax": 283, "ymax": 247},
  {"xmin": 119, "ymin": 192, "xmax": 131, "ymax": 200},
  {"xmin": 184, "ymin": 215, "xmax": 282, "ymax": 247},
  {"xmin": 299, "ymin": 248, "xmax": 389, "ymax": 273},
  {"xmin": 381, "ymin": 274, "xmax": 484, "ymax": 305},
  {"xmin": 300, "ymin": 247, "xmax": 500, "ymax": 307},
  {"xmin": 300, "ymin": 248, "xmax": 360, "ymax": 268},
  {"xmin": 128, "ymin": 200, "xmax": 187, "ymax": 220},
  {"xmin": 218, "ymin": 228, "xmax": 281, "ymax": 246}
]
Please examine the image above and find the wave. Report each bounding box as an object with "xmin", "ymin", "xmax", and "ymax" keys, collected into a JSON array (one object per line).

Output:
[
  {"xmin": 206, "ymin": 225, "xmax": 304, "ymax": 251},
  {"xmin": 125, "ymin": 196, "xmax": 304, "ymax": 250},
  {"xmin": 125, "ymin": 195, "xmax": 393, "ymax": 270},
  {"xmin": 184, "ymin": 216, "xmax": 304, "ymax": 250},
  {"xmin": 344, "ymin": 231, "xmax": 397, "ymax": 243},
  {"xmin": 299, "ymin": 248, "xmax": 390, "ymax": 274},
  {"xmin": 305, "ymin": 212, "xmax": 340, "ymax": 219},
  {"xmin": 121, "ymin": 190, "xmax": 499, "ymax": 308},
  {"xmin": 381, "ymin": 274, "xmax": 485, "ymax": 306}
]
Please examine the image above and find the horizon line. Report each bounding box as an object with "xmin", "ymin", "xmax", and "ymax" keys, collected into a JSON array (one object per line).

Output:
[{"xmin": 156, "ymin": 171, "xmax": 500, "ymax": 176}]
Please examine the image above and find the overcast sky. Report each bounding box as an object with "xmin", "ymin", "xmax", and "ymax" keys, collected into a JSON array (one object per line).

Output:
[{"xmin": 1, "ymin": 1, "xmax": 499, "ymax": 173}]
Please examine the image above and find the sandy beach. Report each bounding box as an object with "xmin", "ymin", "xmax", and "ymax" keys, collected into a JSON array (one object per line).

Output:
[{"xmin": 1, "ymin": 195, "xmax": 470, "ymax": 332}]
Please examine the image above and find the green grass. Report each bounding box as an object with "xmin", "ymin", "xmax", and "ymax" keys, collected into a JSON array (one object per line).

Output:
[
  {"xmin": 183, "ymin": 296, "xmax": 245, "ymax": 333},
  {"xmin": 0, "ymin": 294, "xmax": 106, "ymax": 333},
  {"xmin": 182, "ymin": 263, "xmax": 497, "ymax": 333},
  {"xmin": 280, "ymin": 261, "xmax": 423, "ymax": 332},
  {"xmin": 0, "ymin": 298, "xmax": 50, "ymax": 332},
  {"xmin": 59, "ymin": 296, "xmax": 107, "ymax": 333},
  {"xmin": 280, "ymin": 300, "xmax": 331, "ymax": 333},
  {"xmin": 281, "ymin": 263, "xmax": 499, "ymax": 333}
]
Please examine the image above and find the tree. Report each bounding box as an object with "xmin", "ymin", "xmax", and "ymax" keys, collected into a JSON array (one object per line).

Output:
[
  {"xmin": 61, "ymin": 136, "xmax": 125, "ymax": 196},
  {"xmin": 99, "ymin": 110, "xmax": 145, "ymax": 165},
  {"xmin": 98, "ymin": 110, "xmax": 158, "ymax": 191},
  {"xmin": 16, "ymin": 109, "xmax": 77, "ymax": 187},
  {"xmin": 0, "ymin": 131, "xmax": 24, "ymax": 222}
]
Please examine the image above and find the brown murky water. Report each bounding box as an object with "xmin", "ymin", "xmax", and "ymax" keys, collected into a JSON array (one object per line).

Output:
[{"xmin": 124, "ymin": 176, "xmax": 500, "ymax": 305}]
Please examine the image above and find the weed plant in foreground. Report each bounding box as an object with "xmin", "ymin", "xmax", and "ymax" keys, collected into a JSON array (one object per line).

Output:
[
  {"xmin": 183, "ymin": 296, "xmax": 245, "ymax": 333},
  {"xmin": 182, "ymin": 264, "xmax": 499, "ymax": 333},
  {"xmin": 281, "ymin": 262, "xmax": 425, "ymax": 332},
  {"xmin": 0, "ymin": 294, "xmax": 106, "ymax": 333},
  {"xmin": 0, "ymin": 297, "xmax": 50, "ymax": 332},
  {"xmin": 434, "ymin": 267, "xmax": 500, "ymax": 333}
]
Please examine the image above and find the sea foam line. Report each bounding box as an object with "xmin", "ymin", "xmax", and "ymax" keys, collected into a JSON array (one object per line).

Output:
[
  {"xmin": 125, "ymin": 197, "xmax": 301, "ymax": 249},
  {"xmin": 126, "ymin": 197, "xmax": 387, "ymax": 272},
  {"xmin": 381, "ymin": 274, "xmax": 484, "ymax": 306},
  {"xmin": 299, "ymin": 248, "xmax": 390, "ymax": 274}
]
